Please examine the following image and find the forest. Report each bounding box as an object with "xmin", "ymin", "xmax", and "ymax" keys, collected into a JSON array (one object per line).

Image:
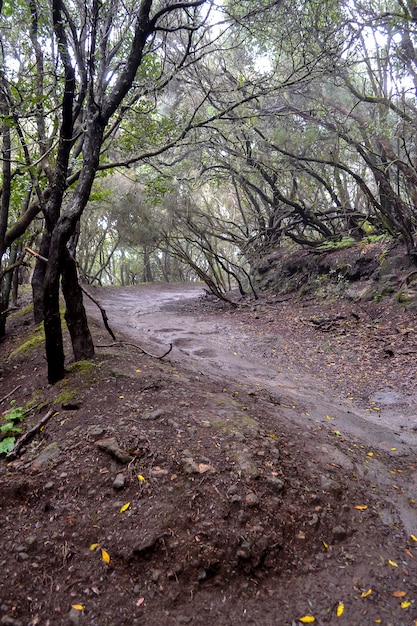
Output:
[{"xmin": 1, "ymin": 0, "xmax": 417, "ymax": 382}]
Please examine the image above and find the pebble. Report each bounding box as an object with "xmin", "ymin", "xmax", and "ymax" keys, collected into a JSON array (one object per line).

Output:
[
  {"xmin": 1, "ymin": 617, "xmax": 23, "ymax": 626},
  {"xmin": 26, "ymin": 536, "xmax": 37, "ymax": 552},
  {"xmin": 182, "ymin": 457, "xmax": 200, "ymax": 474},
  {"xmin": 235, "ymin": 451, "xmax": 259, "ymax": 479},
  {"xmin": 245, "ymin": 492, "xmax": 259, "ymax": 506},
  {"xmin": 44, "ymin": 481, "xmax": 54, "ymax": 490},
  {"xmin": 67, "ymin": 607, "xmax": 81, "ymax": 625},
  {"xmin": 140, "ymin": 409, "xmax": 164, "ymax": 421},
  {"xmin": 31, "ymin": 442, "xmax": 61, "ymax": 470},
  {"xmin": 16, "ymin": 552, "xmax": 29, "ymax": 562},
  {"xmin": 112, "ymin": 473, "xmax": 126, "ymax": 491},
  {"xmin": 265, "ymin": 476, "xmax": 284, "ymax": 492},
  {"xmin": 332, "ymin": 525, "xmax": 347, "ymax": 541}
]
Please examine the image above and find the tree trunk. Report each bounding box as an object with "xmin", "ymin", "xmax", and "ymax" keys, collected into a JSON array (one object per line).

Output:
[
  {"xmin": 61, "ymin": 248, "xmax": 94, "ymax": 361},
  {"xmin": 32, "ymin": 232, "xmax": 52, "ymax": 324},
  {"xmin": 43, "ymin": 255, "xmax": 65, "ymax": 384}
]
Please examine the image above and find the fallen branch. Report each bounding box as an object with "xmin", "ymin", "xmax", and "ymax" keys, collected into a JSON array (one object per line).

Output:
[
  {"xmin": 6, "ymin": 408, "xmax": 55, "ymax": 461},
  {"xmin": 96, "ymin": 340, "xmax": 173, "ymax": 359},
  {"xmin": 25, "ymin": 246, "xmax": 116, "ymax": 340},
  {"xmin": 80, "ymin": 286, "xmax": 116, "ymax": 340},
  {"xmin": 0, "ymin": 385, "xmax": 21, "ymax": 406}
]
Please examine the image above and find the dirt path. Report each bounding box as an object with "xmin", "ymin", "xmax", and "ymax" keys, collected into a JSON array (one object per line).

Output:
[
  {"xmin": 86, "ymin": 283, "xmax": 417, "ymax": 534},
  {"xmin": 2, "ymin": 283, "xmax": 417, "ymax": 625},
  {"xmin": 88, "ymin": 283, "xmax": 417, "ymax": 454}
]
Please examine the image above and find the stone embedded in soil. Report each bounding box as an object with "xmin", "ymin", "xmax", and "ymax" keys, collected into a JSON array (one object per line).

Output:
[
  {"xmin": 67, "ymin": 607, "xmax": 81, "ymax": 625},
  {"xmin": 1, "ymin": 616, "xmax": 23, "ymax": 626},
  {"xmin": 320, "ymin": 475, "xmax": 343, "ymax": 497},
  {"xmin": 265, "ymin": 476, "xmax": 284, "ymax": 492},
  {"xmin": 96, "ymin": 437, "xmax": 133, "ymax": 464},
  {"xmin": 235, "ymin": 450, "xmax": 259, "ymax": 479},
  {"xmin": 88, "ymin": 425, "xmax": 106, "ymax": 439},
  {"xmin": 245, "ymin": 492, "xmax": 259, "ymax": 506},
  {"xmin": 332, "ymin": 525, "xmax": 348, "ymax": 541},
  {"xmin": 31, "ymin": 442, "xmax": 60, "ymax": 470},
  {"xmin": 181, "ymin": 457, "xmax": 200, "ymax": 474},
  {"xmin": 140, "ymin": 408, "xmax": 164, "ymax": 421},
  {"xmin": 113, "ymin": 473, "xmax": 126, "ymax": 491}
]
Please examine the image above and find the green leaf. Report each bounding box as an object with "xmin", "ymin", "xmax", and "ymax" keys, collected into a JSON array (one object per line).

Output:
[{"xmin": 0, "ymin": 437, "xmax": 16, "ymax": 454}]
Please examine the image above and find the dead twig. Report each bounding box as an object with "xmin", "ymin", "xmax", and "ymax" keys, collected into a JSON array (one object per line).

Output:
[
  {"xmin": 6, "ymin": 408, "xmax": 55, "ymax": 461},
  {"xmin": 80, "ymin": 286, "xmax": 116, "ymax": 340},
  {"xmin": 0, "ymin": 385, "xmax": 21, "ymax": 406},
  {"xmin": 96, "ymin": 340, "xmax": 173, "ymax": 359}
]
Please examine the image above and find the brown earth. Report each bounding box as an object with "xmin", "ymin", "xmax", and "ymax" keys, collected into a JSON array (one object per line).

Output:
[{"xmin": 1, "ymin": 283, "xmax": 417, "ymax": 626}]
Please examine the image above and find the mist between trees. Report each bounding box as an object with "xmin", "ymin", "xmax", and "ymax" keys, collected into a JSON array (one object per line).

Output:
[{"xmin": 1, "ymin": 0, "xmax": 417, "ymax": 381}]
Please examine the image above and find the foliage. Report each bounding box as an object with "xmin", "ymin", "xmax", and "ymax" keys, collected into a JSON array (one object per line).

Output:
[{"xmin": 0, "ymin": 402, "xmax": 24, "ymax": 455}]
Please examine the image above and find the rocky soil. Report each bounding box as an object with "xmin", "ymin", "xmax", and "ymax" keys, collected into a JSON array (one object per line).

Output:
[{"xmin": 1, "ymin": 279, "xmax": 417, "ymax": 626}]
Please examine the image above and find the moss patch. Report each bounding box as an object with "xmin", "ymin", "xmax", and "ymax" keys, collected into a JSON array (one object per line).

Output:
[{"xmin": 8, "ymin": 323, "xmax": 45, "ymax": 360}]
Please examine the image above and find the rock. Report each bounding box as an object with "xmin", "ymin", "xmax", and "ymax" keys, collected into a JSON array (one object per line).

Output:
[
  {"xmin": 62, "ymin": 402, "xmax": 81, "ymax": 410},
  {"xmin": 113, "ymin": 473, "xmax": 126, "ymax": 491},
  {"xmin": 67, "ymin": 607, "xmax": 81, "ymax": 625},
  {"xmin": 150, "ymin": 467, "xmax": 169, "ymax": 477},
  {"xmin": 320, "ymin": 475, "xmax": 343, "ymax": 497},
  {"xmin": 140, "ymin": 409, "xmax": 164, "ymax": 421},
  {"xmin": 31, "ymin": 442, "xmax": 61, "ymax": 470},
  {"xmin": 96, "ymin": 437, "xmax": 133, "ymax": 464},
  {"xmin": 132, "ymin": 534, "xmax": 160, "ymax": 556},
  {"xmin": 265, "ymin": 476, "xmax": 284, "ymax": 492},
  {"xmin": 25, "ymin": 536, "xmax": 38, "ymax": 552},
  {"xmin": 182, "ymin": 457, "xmax": 200, "ymax": 474},
  {"xmin": 16, "ymin": 552, "xmax": 29, "ymax": 562},
  {"xmin": 176, "ymin": 616, "xmax": 193, "ymax": 624},
  {"xmin": 44, "ymin": 481, "xmax": 54, "ymax": 490},
  {"xmin": 151, "ymin": 569, "xmax": 162, "ymax": 583},
  {"xmin": 332, "ymin": 525, "xmax": 347, "ymax": 541},
  {"xmin": 245, "ymin": 492, "xmax": 259, "ymax": 506},
  {"xmin": 235, "ymin": 451, "xmax": 259, "ymax": 479},
  {"xmin": 88, "ymin": 426, "xmax": 106, "ymax": 440},
  {"xmin": 227, "ymin": 485, "xmax": 238, "ymax": 496},
  {"xmin": 1, "ymin": 616, "xmax": 23, "ymax": 626}
]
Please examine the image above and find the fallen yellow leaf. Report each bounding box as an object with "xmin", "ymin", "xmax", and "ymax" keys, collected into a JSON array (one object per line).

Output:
[
  {"xmin": 390, "ymin": 447, "xmax": 397, "ymax": 451},
  {"xmin": 401, "ymin": 600, "xmax": 411, "ymax": 609},
  {"xmin": 388, "ymin": 559, "xmax": 398, "ymax": 567},
  {"xmin": 354, "ymin": 505, "xmax": 368, "ymax": 510},
  {"xmin": 322, "ymin": 541, "xmax": 329, "ymax": 550},
  {"xmin": 392, "ymin": 591, "xmax": 406, "ymax": 598},
  {"xmin": 101, "ymin": 548, "xmax": 110, "ymax": 564},
  {"xmin": 135, "ymin": 369, "xmax": 142, "ymax": 373},
  {"xmin": 410, "ymin": 534, "xmax": 417, "ymax": 542},
  {"xmin": 89, "ymin": 543, "xmax": 100, "ymax": 551},
  {"xmin": 367, "ymin": 452, "xmax": 374, "ymax": 457},
  {"xmin": 120, "ymin": 502, "xmax": 131, "ymax": 513},
  {"xmin": 361, "ymin": 589, "xmax": 372, "ymax": 598},
  {"xmin": 299, "ymin": 617, "xmax": 315, "ymax": 624},
  {"xmin": 71, "ymin": 605, "xmax": 84, "ymax": 611},
  {"xmin": 336, "ymin": 602, "xmax": 344, "ymax": 617},
  {"xmin": 137, "ymin": 474, "xmax": 146, "ymax": 482}
]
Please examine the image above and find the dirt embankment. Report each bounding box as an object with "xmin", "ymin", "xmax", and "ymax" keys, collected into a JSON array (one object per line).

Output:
[{"xmin": 0, "ymin": 275, "xmax": 417, "ymax": 626}]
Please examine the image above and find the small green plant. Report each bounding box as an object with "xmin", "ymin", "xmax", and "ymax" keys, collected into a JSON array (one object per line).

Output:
[{"xmin": 0, "ymin": 402, "xmax": 24, "ymax": 455}]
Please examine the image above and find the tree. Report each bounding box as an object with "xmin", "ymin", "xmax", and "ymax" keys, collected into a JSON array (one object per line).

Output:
[{"xmin": 1, "ymin": 0, "xmax": 212, "ymax": 382}]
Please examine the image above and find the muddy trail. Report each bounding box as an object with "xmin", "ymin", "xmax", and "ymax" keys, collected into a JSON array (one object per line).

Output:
[
  {"xmin": 87, "ymin": 283, "xmax": 417, "ymax": 532},
  {"xmin": 2, "ymin": 282, "xmax": 417, "ymax": 626}
]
